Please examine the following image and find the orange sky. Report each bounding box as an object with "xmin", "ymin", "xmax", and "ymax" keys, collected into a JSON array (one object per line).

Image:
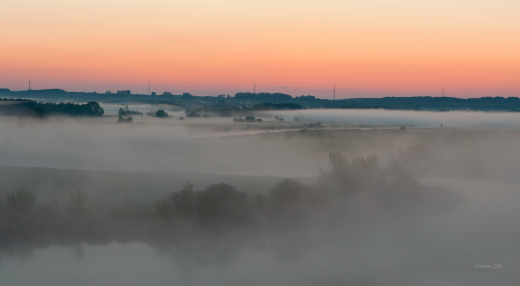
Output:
[{"xmin": 1, "ymin": 0, "xmax": 518, "ymax": 98}]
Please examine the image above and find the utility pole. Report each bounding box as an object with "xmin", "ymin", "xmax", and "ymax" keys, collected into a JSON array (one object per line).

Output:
[{"xmin": 333, "ymin": 84, "xmax": 335, "ymax": 101}]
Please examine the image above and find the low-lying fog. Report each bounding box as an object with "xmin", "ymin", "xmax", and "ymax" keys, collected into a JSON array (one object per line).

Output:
[
  {"xmin": 103, "ymin": 103, "xmax": 520, "ymax": 127},
  {"xmin": 1, "ymin": 109, "xmax": 519, "ymax": 285},
  {"xmin": 2, "ymin": 178, "xmax": 519, "ymax": 286},
  {"xmin": 2, "ymin": 109, "xmax": 520, "ymax": 178}
]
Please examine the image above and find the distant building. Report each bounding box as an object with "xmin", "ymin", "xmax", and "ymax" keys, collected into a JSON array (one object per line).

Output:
[{"xmin": 117, "ymin": 90, "xmax": 131, "ymax": 95}]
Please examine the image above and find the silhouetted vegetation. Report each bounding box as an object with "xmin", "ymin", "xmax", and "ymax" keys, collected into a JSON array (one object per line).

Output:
[
  {"xmin": 118, "ymin": 107, "xmax": 142, "ymax": 116},
  {"xmin": 17, "ymin": 107, "xmax": 47, "ymax": 122},
  {"xmin": 117, "ymin": 116, "xmax": 133, "ymax": 123},
  {"xmin": 38, "ymin": 102, "xmax": 104, "ymax": 116},
  {"xmin": 0, "ymin": 147, "xmax": 463, "ymax": 260},
  {"xmin": 69, "ymin": 190, "xmax": 87, "ymax": 214},
  {"xmin": 252, "ymin": 102, "xmax": 304, "ymax": 110},
  {"xmin": 155, "ymin": 110, "xmax": 168, "ymax": 118},
  {"xmin": 0, "ymin": 99, "xmax": 104, "ymax": 117},
  {"xmin": 5, "ymin": 187, "xmax": 36, "ymax": 213},
  {"xmin": 3, "ymin": 88, "xmax": 520, "ymax": 111},
  {"xmin": 186, "ymin": 112, "xmax": 200, "ymax": 117},
  {"xmin": 235, "ymin": 92, "xmax": 293, "ymax": 101}
]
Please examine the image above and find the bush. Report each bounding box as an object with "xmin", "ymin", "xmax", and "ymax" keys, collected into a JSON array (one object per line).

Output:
[
  {"xmin": 70, "ymin": 190, "xmax": 87, "ymax": 214},
  {"xmin": 155, "ymin": 110, "xmax": 168, "ymax": 118},
  {"xmin": 155, "ymin": 181, "xmax": 195, "ymax": 219},
  {"xmin": 269, "ymin": 179, "xmax": 304, "ymax": 203},
  {"xmin": 6, "ymin": 187, "xmax": 36, "ymax": 213},
  {"xmin": 386, "ymin": 143, "xmax": 431, "ymax": 180},
  {"xmin": 117, "ymin": 116, "xmax": 133, "ymax": 123},
  {"xmin": 196, "ymin": 183, "xmax": 247, "ymax": 223},
  {"xmin": 186, "ymin": 112, "xmax": 200, "ymax": 117}
]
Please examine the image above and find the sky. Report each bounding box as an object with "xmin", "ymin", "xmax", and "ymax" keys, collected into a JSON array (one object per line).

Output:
[{"xmin": 0, "ymin": 0, "xmax": 519, "ymax": 98}]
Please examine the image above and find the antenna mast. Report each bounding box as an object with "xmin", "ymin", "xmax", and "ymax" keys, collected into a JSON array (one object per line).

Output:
[
  {"xmin": 29, "ymin": 81, "xmax": 31, "ymax": 91},
  {"xmin": 333, "ymin": 84, "xmax": 335, "ymax": 101},
  {"xmin": 254, "ymin": 82, "xmax": 256, "ymax": 94},
  {"xmin": 443, "ymin": 89, "xmax": 444, "ymax": 97},
  {"xmin": 148, "ymin": 81, "xmax": 150, "ymax": 95}
]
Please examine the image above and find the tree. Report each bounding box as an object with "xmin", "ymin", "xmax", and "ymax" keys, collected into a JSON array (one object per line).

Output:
[
  {"xmin": 6, "ymin": 187, "xmax": 36, "ymax": 213},
  {"xmin": 196, "ymin": 183, "xmax": 247, "ymax": 223},
  {"xmin": 155, "ymin": 182, "xmax": 196, "ymax": 219},
  {"xmin": 70, "ymin": 190, "xmax": 87, "ymax": 214},
  {"xmin": 270, "ymin": 179, "xmax": 304, "ymax": 203},
  {"xmin": 117, "ymin": 116, "xmax": 133, "ymax": 123},
  {"xmin": 186, "ymin": 112, "xmax": 200, "ymax": 117},
  {"xmin": 155, "ymin": 110, "xmax": 168, "ymax": 118},
  {"xmin": 86, "ymin": 102, "xmax": 104, "ymax": 116}
]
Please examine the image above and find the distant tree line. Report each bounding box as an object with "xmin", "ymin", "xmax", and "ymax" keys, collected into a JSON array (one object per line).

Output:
[
  {"xmin": 3, "ymin": 87, "xmax": 520, "ymax": 111},
  {"xmin": 6, "ymin": 101, "xmax": 105, "ymax": 118},
  {"xmin": 251, "ymin": 103, "xmax": 303, "ymax": 110},
  {"xmin": 235, "ymin": 92, "xmax": 293, "ymax": 101}
]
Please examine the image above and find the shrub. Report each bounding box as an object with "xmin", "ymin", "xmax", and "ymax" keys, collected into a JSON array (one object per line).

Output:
[
  {"xmin": 155, "ymin": 110, "xmax": 168, "ymax": 118},
  {"xmin": 269, "ymin": 179, "xmax": 304, "ymax": 203},
  {"xmin": 196, "ymin": 183, "xmax": 247, "ymax": 223},
  {"xmin": 186, "ymin": 112, "xmax": 200, "ymax": 117},
  {"xmin": 386, "ymin": 143, "xmax": 431, "ymax": 180},
  {"xmin": 70, "ymin": 190, "xmax": 87, "ymax": 213},
  {"xmin": 155, "ymin": 181, "xmax": 195, "ymax": 219},
  {"xmin": 6, "ymin": 187, "xmax": 36, "ymax": 213},
  {"xmin": 170, "ymin": 181, "xmax": 196, "ymax": 217}
]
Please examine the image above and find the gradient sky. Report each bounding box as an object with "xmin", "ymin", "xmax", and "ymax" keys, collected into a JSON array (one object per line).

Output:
[{"xmin": 1, "ymin": 0, "xmax": 518, "ymax": 98}]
